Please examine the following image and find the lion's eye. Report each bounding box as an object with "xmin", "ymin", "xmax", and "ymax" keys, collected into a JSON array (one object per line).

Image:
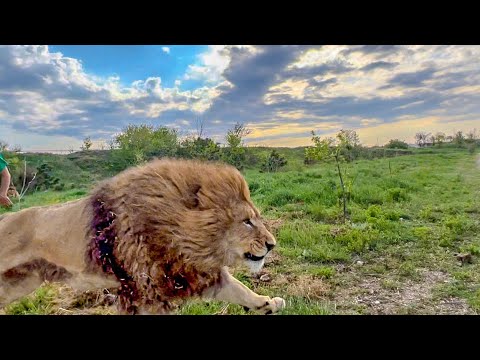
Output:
[{"xmin": 243, "ymin": 219, "xmax": 254, "ymax": 228}]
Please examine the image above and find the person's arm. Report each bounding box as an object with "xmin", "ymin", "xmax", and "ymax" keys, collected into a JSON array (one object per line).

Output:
[{"xmin": 0, "ymin": 167, "xmax": 13, "ymax": 207}]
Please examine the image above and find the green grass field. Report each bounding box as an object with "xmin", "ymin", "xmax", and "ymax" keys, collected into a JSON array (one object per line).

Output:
[{"xmin": 2, "ymin": 147, "xmax": 479, "ymax": 315}]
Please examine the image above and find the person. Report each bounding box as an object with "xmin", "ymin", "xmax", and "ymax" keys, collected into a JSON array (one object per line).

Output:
[{"xmin": 0, "ymin": 152, "xmax": 13, "ymax": 208}]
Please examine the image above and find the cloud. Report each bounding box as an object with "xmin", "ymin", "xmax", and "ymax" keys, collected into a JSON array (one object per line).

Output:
[
  {"xmin": 382, "ymin": 67, "xmax": 437, "ymax": 88},
  {"xmin": 340, "ymin": 45, "xmax": 403, "ymax": 57},
  {"xmin": 361, "ymin": 61, "xmax": 399, "ymax": 72},
  {"xmin": 183, "ymin": 45, "xmax": 253, "ymax": 84},
  {"xmin": 162, "ymin": 47, "xmax": 170, "ymax": 54},
  {"xmin": 0, "ymin": 45, "xmax": 479, "ymax": 150},
  {"xmin": 0, "ymin": 45, "xmax": 227, "ymax": 141}
]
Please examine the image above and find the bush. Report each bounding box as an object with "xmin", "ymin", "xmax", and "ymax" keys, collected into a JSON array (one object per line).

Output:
[
  {"xmin": 413, "ymin": 226, "xmax": 432, "ymax": 241},
  {"xmin": 310, "ymin": 266, "xmax": 335, "ymax": 279},
  {"xmin": 178, "ymin": 137, "xmax": 221, "ymax": 161},
  {"xmin": 113, "ymin": 124, "xmax": 178, "ymax": 166},
  {"xmin": 32, "ymin": 163, "xmax": 65, "ymax": 192},
  {"xmin": 244, "ymin": 149, "xmax": 260, "ymax": 167},
  {"xmin": 53, "ymin": 183, "xmax": 65, "ymax": 191},
  {"xmin": 335, "ymin": 228, "xmax": 379, "ymax": 253},
  {"xmin": 467, "ymin": 142, "xmax": 477, "ymax": 154},
  {"xmin": 443, "ymin": 215, "xmax": 471, "ymax": 235},
  {"xmin": 260, "ymin": 150, "xmax": 288, "ymax": 173},
  {"xmin": 365, "ymin": 205, "xmax": 383, "ymax": 218},
  {"xmin": 387, "ymin": 187, "xmax": 409, "ymax": 202},
  {"xmin": 385, "ymin": 139, "xmax": 409, "ymax": 149},
  {"xmin": 222, "ymin": 146, "xmax": 247, "ymax": 170}
]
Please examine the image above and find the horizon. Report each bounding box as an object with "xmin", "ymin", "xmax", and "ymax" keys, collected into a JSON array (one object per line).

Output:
[{"xmin": 1, "ymin": 45, "xmax": 479, "ymax": 151}]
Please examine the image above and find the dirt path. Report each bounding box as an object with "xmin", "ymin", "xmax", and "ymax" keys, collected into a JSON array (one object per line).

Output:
[{"xmin": 332, "ymin": 266, "xmax": 473, "ymax": 315}]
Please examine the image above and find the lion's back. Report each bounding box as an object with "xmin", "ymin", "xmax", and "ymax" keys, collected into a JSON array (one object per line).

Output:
[{"xmin": 0, "ymin": 198, "xmax": 92, "ymax": 272}]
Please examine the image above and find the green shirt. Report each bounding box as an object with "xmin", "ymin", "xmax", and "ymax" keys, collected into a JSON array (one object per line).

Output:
[{"xmin": 0, "ymin": 153, "xmax": 7, "ymax": 172}]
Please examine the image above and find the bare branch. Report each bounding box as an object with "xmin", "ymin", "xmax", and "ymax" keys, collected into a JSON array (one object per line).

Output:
[
  {"xmin": 19, "ymin": 172, "xmax": 37, "ymax": 201},
  {"xmin": 195, "ymin": 117, "xmax": 205, "ymax": 139},
  {"xmin": 20, "ymin": 158, "xmax": 27, "ymax": 197}
]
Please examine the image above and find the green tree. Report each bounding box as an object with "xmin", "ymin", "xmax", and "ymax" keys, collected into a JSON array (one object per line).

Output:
[
  {"xmin": 81, "ymin": 137, "xmax": 93, "ymax": 151},
  {"xmin": 453, "ymin": 131, "xmax": 465, "ymax": 146},
  {"xmin": 113, "ymin": 124, "xmax": 178, "ymax": 167},
  {"xmin": 222, "ymin": 122, "xmax": 252, "ymax": 170},
  {"xmin": 305, "ymin": 129, "xmax": 360, "ymax": 223},
  {"xmin": 466, "ymin": 129, "xmax": 478, "ymax": 144},
  {"xmin": 434, "ymin": 132, "xmax": 446, "ymax": 147}
]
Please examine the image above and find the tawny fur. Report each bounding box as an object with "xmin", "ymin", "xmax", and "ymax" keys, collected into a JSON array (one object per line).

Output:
[{"xmin": 0, "ymin": 158, "xmax": 285, "ymax": 315}]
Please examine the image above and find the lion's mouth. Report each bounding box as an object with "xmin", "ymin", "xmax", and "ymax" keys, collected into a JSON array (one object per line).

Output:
[{"xmin": 244, "ymin": 252, "xmax": 265, "ymax": 262}]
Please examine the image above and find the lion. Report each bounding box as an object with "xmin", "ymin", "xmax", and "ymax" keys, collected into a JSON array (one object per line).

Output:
[{"xmin": 0, "ymin": 158, "xmax": 286, "ymax": 315}]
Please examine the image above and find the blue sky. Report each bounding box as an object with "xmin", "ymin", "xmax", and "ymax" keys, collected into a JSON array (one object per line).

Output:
[
  {"xmin": 49, "ymin": 45, "xmax": 208, "ymax": 89},
  {"xmin": 0, "ymin": 45, "xmax": 479, "ymax": 151}
]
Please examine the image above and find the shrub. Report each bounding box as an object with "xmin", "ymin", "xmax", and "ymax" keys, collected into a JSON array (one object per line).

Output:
[{"xmin": 260, "ymin": 150, "xmax": 288, "ymax": 173}]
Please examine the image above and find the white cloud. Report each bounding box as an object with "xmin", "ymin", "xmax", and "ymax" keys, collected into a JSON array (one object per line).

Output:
[
  {"xmin": 1, "ymin": 45, "xmax": 479, "ymax": 150},
  {"xmin": 263, "ymin": 45, "xmax": 480, "ymax": 104},
  {"xmin": 360, "ymin": 118, "xmax": 383, "ymax": 126},
  {"xmin": 162, "ymin": 47, "xmax": 170, "ymax": 54},
  {"xmin": 184, "ymin": 45, "xmax": 256, "ymax": 84},
  {"xmin": 0, "ymin": 45, "xmax": 229, "ymax": 137},
  {"xmin": 184, "ymin": 45, "xmax": 230, "ymax": 84},
  {"xmin": 289, "ymin": 46, "xmax": 349, "ymax": 69}
]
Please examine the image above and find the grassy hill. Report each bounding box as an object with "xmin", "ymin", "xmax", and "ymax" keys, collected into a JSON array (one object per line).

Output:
[{"xmin": 1, "ymin": 147, "xmax": 479, "ymax": 315}]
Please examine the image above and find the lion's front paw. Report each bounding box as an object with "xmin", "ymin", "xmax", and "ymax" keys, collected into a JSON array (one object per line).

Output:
[{"xmin": 254, "ymin": 296, "xmax": 286, "ymax": 315}]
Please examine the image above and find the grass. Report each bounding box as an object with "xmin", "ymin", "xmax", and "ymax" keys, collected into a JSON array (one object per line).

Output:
[
  {"xmin": 0, "ymin": 188, "xmax": 89, "ymax": 214},
  {"xmin": 2, "ymin": 147, "xmax": 479, "ymax": 315},
  {"xmin": 4, "ymin": 283, "xmax": 59, "ymax": 315}
]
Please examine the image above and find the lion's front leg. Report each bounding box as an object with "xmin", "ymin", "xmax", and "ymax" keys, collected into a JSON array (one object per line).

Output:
[{"xmin": 203, "ymin": 267, "xmax": 285, "ymax": 315}]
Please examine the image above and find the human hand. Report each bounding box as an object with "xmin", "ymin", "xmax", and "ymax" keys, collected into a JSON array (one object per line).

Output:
[{"xmin": 0, "ymin": 194, "xmax": 13, "ymax": 208}]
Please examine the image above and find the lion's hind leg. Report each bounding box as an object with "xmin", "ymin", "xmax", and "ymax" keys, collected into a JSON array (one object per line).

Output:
[
  {"xmin": 0, "ymin": 258, "xmax": 73, "ymax": 310},
  {"xmin": 0, "ymin": 267, "xmax": 45, "ymax": 310}
]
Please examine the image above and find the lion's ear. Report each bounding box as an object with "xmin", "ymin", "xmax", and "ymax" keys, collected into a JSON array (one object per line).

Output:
[{"xmin": 184, "ymin": 184, "xmax": 202, "ymax": 209}]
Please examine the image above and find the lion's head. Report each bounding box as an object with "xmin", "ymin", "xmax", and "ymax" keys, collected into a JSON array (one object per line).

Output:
[
  {"xmin": 87, "ymin": 158, "xmax": 277, "ymax": 313},
  {"xmin": 222, "ymin": 199, "xmax": 277, "ymax": 274}
]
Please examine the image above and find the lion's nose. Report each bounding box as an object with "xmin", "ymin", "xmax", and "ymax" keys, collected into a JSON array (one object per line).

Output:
[{"xmin": 266, "ymin": 242, "xmax": 275, "ymax": 252}]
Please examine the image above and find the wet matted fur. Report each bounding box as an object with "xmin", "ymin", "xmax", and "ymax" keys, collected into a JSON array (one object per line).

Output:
[{"xmin": 0, "ymin": 158, "xmax": 285, "ymax": 314}]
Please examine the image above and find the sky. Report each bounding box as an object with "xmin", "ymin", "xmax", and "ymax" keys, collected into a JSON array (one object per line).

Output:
[{"xmin": 0, "ymin": 45, "xmax": 479, "ymax": 151}]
